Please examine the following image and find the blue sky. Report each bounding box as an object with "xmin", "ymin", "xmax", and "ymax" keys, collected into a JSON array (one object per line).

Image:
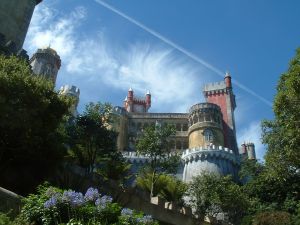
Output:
[{"xmin": 24, "ymin": 0, "xmax": 300, "ymax": 160}]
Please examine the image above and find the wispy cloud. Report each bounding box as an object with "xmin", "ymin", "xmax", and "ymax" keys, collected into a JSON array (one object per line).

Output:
[
  {"xmin": 25, "ymin": 5, "xmax": 86, "ymax": 58},
  {"xmin": 25, "ymin": 3, "xmax": 207, "ymax": 113},
  {"xmin": 237, "ymin": 121, "xmax": 265, "ymax": 160}
]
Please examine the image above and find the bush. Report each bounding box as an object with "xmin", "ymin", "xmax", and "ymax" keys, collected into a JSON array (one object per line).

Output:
[
  {"xmin": 20, "ymin": 184, "xmax": 158, "ymax": 225},
  {"xmin": 253, "ymin": 211, "xmax": 292, "ymax": 225}
]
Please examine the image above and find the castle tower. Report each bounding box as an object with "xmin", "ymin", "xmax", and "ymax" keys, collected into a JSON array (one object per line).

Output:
[
  {"xmin": 188, "ymin": 103, "xmax": 224, "ymax": 149},
  {"xmin": 124, "ymin": 88, "xmax": 151, "ymax": 113},
  {"xmin": 30, "ymin": 47, "xmax": 61, "ymax": 85},
  {"xmin": 0, "ymin": 0, "xmax": 41, "ymax": 52},
  {"xmin": 59, "ymin": 85, "xmax": 80, "ymax": 117},
  {"xmin": 181, "ymin": 102, "xmax": 239, "ymax": 182},
  {"xmin": 203, "ymin": 72, "xmax": 238, "ymax": 153}
]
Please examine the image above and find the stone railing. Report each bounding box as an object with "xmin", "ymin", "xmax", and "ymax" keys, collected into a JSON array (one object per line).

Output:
[{"xmin": 0, "ymin": 187, "xmax": 23, "ymax": 216}]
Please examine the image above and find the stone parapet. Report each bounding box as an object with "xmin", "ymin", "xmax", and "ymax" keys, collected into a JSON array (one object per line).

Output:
[
  {"xmin": 129, "ymin": 113, "xmax": 188, "ymax": 119},
  {"xmin": 181, "ymin": 146, "xmax": 238, "ymax": 164}
]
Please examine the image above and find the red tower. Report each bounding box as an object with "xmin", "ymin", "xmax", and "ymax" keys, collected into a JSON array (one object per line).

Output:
[{"xmin": 203, "ymin": 72, "xmax": 238, "ymax": 153}]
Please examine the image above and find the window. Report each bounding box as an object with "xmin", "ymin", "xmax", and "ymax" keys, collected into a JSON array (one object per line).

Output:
[{"xmin": 204, "ymin": 129, "xmax": 214, "ymax": 142}]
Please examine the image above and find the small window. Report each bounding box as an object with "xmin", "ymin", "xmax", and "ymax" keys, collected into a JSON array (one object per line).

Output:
[{"xmin": 204, "ymin": 129, "xmax": 214, "ymax": 142}]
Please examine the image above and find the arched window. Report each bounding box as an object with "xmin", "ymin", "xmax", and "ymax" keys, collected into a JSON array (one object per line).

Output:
[{"xmin": 204, "ymin": 129, "xmax": 214, "ymax": 142}]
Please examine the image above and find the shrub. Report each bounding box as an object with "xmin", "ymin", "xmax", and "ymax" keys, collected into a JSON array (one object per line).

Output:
[{"xmin": 20, "ymin": 184, "xmax": 158, "ymax": 225}]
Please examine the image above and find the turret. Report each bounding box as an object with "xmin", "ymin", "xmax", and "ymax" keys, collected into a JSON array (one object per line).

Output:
[
  {"xmin": 224, "ymin": 71, "xmax": 232, "ymax": 88},
  {"xmin": 59, "ymin": 85, "xmax": 80, "ymax": 117},
  {"xmin": 240, "ymin": 142, "xmax": 256, "ymax": 160},
  {"xmin": 246, "ymin": 142, "xmax": 256, "ymax": 160},
  {"xmin": 30, "ymin": 47, "xmax": 61, "ymax": 86},
  {"xmin": 145, "ymin": 90, "xmax": 151, "ymax": 111}
]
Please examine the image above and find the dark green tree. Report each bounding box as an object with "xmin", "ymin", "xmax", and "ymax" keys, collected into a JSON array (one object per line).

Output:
[
  {"xmin": 136, "ymin": 123, "xmax": 180, "ymax": 198},
  {"xmin": 189, "ymin": 173, "xmax": 249, "ymax": 224},
  {"xmin": 262, "ymin": 48, "xmax": 300, "ymax": 176},
  {"xmin": 0, "ymin": 55, "xmax": 70, "ymax": 194},
  {"xmin": 240, "ymin": 48, "xmax": 300, "ymax": 223},
  {"xmin": 67, "ymin": 102, "xmax": 118, "ymax": 174}
]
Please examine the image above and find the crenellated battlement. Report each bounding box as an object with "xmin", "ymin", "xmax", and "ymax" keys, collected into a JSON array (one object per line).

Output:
[
  {"xmin": 181, "ymin": 146, "xmax": 238, "ymax": 164},
  {"xmin": 59, "ymin": 85, "xmax": 80, "ymax": 98},
  {"xmin": 203, "ymin": 81, "xmax": 227, "ymax": 93}
]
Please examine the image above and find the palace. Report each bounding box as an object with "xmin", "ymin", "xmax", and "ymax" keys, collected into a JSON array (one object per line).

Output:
[
  {"xmin": 0, "ymin": 0, "xmax": 255, "ymax": 181},
  {"xmin": 113, "ymin": 74, "xmax": 256, "ymax": 181}
]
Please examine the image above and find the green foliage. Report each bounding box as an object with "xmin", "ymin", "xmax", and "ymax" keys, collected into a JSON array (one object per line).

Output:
[
  {"xmin": 67, "ymin": 102, "xmax": 118, "ymax": 174},
  {"xmin": 19, "ymin": 184, "xmax": 158, "ymax": 225},
  {"xmin": 136, "ymin": 124, "xmax": 180, "ymax": 198},
  {"xmin": 239, "ymin": 159, "xmax": 264, "ymax": 181},
  {"xmin": 157, "ymin": 175, "xmax": 187, "ymax": 207},
  {"xmin": 96, "ymin": 152, "xmax": 132, "ymax": 186},
  {"xmin": 253, "ymin": 211, "xmax": 292, "ymax": 225},
  {"xmin": 0, "ymin": 212, "xmax": 12, "ymax": 225},
  {"xmin": 137, "ymin": 172, "xmax": 187, "ymax": 207},
  {"xmin": 188, "ymin": 173, "xmax": 249, "ymax": 224},
  {"xmin": 261, "ymin": 48, "xmax": 300, "ymax": 184},
  {"xmin": 0, "ymin": 55, "xmax": 70, "ymax": 194}
]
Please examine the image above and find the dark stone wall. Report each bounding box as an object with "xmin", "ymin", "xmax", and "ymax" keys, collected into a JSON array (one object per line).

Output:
[{"xmin": 0, "ymin": 0, "xmax": 38, "ymax": 51}]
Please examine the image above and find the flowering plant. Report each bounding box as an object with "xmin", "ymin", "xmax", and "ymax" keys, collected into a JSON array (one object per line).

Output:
[{"xmin": 20, "ymin": 184, "xmax": 158, "ymax": 225}]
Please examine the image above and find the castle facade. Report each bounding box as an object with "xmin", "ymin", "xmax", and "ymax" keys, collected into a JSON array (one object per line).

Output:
[{"xmin": 114, "ymin": 74, "xmax": 256, "ymax": 181}]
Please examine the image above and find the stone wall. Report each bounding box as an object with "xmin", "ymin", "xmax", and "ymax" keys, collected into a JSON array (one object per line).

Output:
[
  {"xmin": 0, "ymin": 187, "xmax": 22, "ymax": 216},
  {"xmin": 0, "ymin": 0, "xmax": 40, "ymax": 51}
]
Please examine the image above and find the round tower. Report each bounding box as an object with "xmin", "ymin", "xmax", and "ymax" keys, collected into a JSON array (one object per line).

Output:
[
  {"xmin": 0, "ymin": 0, "xmax": 41, "ymax": 52},
  {"xmin": 188, "ymin": 103, "xmax": 224, "ymax": 149},
  {"xmin": 182, "ymin": 102, "xmax": 239, "ymax": 182},
  {"xmin": 246, "ymin": 142, "xmax": 256, "ymax": 160},
  {"xmin": 30, "ymin": 47, "xmax": 61, "ymax": 86}
]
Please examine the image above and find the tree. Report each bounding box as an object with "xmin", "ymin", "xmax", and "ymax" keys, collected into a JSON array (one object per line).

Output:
[
  {"xmin": 259, "ymin": 48, "xmax": 300, "ymax": 213},
  {"xmin": 136, "ymin": 123, "xmax": 180, "ymax": 198},
  {"xmin": 67, "ymin": 102, "xmax": 118, "ymax": 174},
  {"xmin": 262, "ymin": 48, "xmax": 300, "ymax": 178},
  {"xmin": 0, "ymin": 55, "xmax": 70, "ymax": 194},
  {"xmin": 188, "ymin": 173, "xmax": 249, "ymax": 224}
]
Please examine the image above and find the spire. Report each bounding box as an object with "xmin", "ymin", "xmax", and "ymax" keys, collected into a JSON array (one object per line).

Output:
[
  {"xmin": 129, "ymin": 87, "xmax": 133, "ymax": 91},
  {"xmin": 225, "ymin": 71, "xmax": 231, "ymax": 78},
  {"xmin": 146, "ymin": 90, "xmax": 151, "ymax": 95}
]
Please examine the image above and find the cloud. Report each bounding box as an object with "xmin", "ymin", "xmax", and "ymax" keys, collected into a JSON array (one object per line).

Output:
[
  {"xmin": 25, "ymin": 3, "xmax": 209, "ymax": 113},
  {"xmin": 237, "ymin": 121, "xmax": 266, "ymax": 160},
  {"xmin": 25, "ymin": 5, "xmax": 86, "ymax": 59}
]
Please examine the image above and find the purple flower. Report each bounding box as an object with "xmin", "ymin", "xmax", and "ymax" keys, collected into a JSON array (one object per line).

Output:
[
  {"xmin": 44, "ymin": 195, "xmax": 58, "ymax": 208},
  {"xmin": 136, "ymin": 215, "xmax": 153, "ymax": 224},
  {"xmin": 62, "ymin": 190, "xmax": 84, "ymax": 207},
  {"xmin": 95, "ymin": 195, "xmax": 113, "ymax": 209},
  {"xmin": 121, "ymin": 208, "xmax": 133, "ymax": 216},
  {"xmin": 84, "ymin": 187, "xmax": 99, "ymax": 202}
]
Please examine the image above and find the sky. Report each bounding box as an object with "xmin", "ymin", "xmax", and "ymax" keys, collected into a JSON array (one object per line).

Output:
[{"xmin": 23, "ymin": 0, "xmax": 300, "ymax": 160}]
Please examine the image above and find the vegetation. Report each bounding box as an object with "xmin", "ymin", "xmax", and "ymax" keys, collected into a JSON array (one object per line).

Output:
[
  {"xmin": 136, "ymin": 123, "xmax": 180, "ymax": 198},
  {"xmin": 137, "ymin": 173, "xmax": 187, "ymax": 206},
  {"xmin": 66, "ymin": 102, "xmax": 118, "ymax": 175},
  {"xmin": 0, "ymin": 55, "xmax": 70, "ymax": 195},
  {"xmin": 2, "ymin": 184, "xmax": 158, "ymax": 225},
  {"xmin": 189, "ymin": 173, "xmax": 249, "ymax": 224}
]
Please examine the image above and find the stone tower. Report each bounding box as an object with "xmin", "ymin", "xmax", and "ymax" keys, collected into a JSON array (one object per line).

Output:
[
  {"xmin": 0, "ymin": 0, "xmax": 41, "ymax": 52},
  {"xmin": 203, "ymin": 72, "xmax": 238, "ymax": 153},
  {"xmin": 59, "ymin": 85, "xmax": 80, "ymax": 117},
  {"xmin": 188, "ymin": 103, "xmax": 224, "ymax": 149},
  {"xmin": 30, "ymin": 47, "xmax": 61, "ymax": 85},
  {"xmin": 182, "ymin": 102, "xmax": 239, "ymax": 182}
]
